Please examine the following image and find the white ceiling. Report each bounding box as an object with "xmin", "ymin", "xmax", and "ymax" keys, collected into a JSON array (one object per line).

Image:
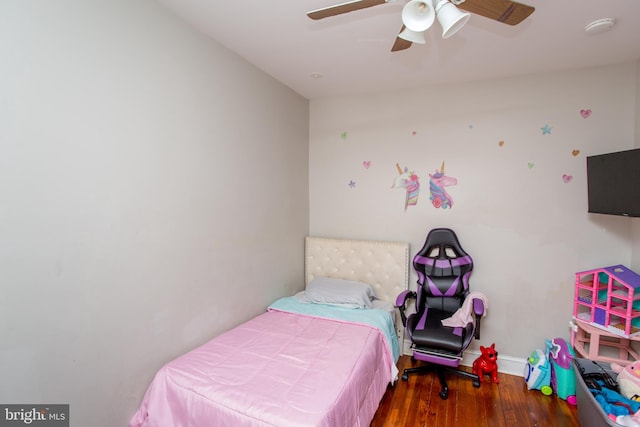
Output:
[{"xmin": 156, "ymin": 0, "xmax": 640, "ymax": 100}]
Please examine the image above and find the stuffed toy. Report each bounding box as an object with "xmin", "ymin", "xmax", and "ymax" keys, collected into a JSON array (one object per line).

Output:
[
  {"xmin": 473, "ymin": 343, "xmax": 499, "ymax": 383},
  {"xmin": 611, "ymin": 362, "xmax": 640, "ymax": 401}
]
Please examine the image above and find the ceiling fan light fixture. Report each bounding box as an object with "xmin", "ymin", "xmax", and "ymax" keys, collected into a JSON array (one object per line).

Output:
[
  {"xmin": 402, "ymin": 0, "xmax": 435, "ymax": 32},
  {"xmin": 434, "ymin": 0, "xmax": 471, "ymax": 39},
  {"xmin": 398, "ymin": 27, "xmax": 427, "ymax": 44}
]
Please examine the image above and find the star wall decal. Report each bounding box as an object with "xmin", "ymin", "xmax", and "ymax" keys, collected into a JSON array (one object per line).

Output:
[{"xmin": 541, "ymin": 124, "xmax": 552, "ymax": 135}]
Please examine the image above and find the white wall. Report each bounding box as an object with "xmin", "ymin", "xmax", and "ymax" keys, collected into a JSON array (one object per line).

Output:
[
  {"xmin": 0, "ymin": 1, "xmax": 308, "ymax": 426},
  {"xmin": 310, "ymin": 62, "xmax": 637, "ymax": 362}
]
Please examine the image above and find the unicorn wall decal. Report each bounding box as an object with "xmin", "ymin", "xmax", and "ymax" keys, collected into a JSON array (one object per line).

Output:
[
  {"xmin": 429, "ymin": 161, "xmax": 457, "ymax": 209},
  {"xmin": 391, "ymin": 164, "xmax": 420, "ymax": 211}
]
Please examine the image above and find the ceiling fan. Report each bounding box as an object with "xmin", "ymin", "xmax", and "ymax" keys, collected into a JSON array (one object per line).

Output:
[{"xmin": 307, "ymin": 0, "xmax": 535, "ymax": 52}]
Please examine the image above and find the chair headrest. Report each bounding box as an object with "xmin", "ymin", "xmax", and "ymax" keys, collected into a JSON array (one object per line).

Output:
[{"xmin": 413, "ymin": 228, "xmax": 473, "ymax": 278}]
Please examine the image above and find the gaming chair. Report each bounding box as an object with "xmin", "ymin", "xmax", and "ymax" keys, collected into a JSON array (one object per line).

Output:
[{"xmin": 396, "ymin": 228, "xmax": 485, "ymax": 399}]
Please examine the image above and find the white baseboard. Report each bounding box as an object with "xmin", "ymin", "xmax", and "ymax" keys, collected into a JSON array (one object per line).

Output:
[{"xmin": 402, "ymin": 340, "xmax": 527, "ymax": 378}]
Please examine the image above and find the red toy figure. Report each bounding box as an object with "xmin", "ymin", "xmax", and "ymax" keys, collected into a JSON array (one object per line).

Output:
[{"xmin": 473, "ymin": 343, "xmax": 499, "ymax": 383}]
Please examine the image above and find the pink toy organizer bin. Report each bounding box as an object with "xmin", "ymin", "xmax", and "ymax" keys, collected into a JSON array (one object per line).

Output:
[{"xmin": 572, "ymin": 265, "xmax": 640, "ymax": 365}]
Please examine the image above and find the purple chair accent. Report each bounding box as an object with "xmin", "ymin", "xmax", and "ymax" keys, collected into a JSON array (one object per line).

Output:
[
  {"xmin": 450, "ymin": 256, "xmax": 472, "ymax": 268},
  {"xmin": 396, "ymin": 290, "xmax": 413, "ymax": 307},
  {"xmin": 414, "ymin": 351, "xmax": 461, "ymax": 368},
  {"xmin": 416, "ymin": 308, "xmax": 429, "ymax": 330},
  {"xmin": 413, "ymin": 255, "xmax": 433, "ymax": 265},
  {"xmin": 426, "ymin": 276, "xmax": 459, "ymax": 297},
  {"xmin": 474, "ymin": 298, "xmax": 485, "ymax": 316},
  {"xmin": 395, "ymin": 228, "xmax": 482, "ymax": 400}
]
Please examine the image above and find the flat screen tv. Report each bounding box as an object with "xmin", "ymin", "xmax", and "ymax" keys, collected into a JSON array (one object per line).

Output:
[{"xmin": 587, "ymin": 148, "xmax": 640, "ymax": 217}]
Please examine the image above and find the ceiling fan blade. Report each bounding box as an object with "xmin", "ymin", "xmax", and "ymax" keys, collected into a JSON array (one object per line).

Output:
[
  {"xmin": 307, "ymin": 0, "xmax": 387, "ymax": 20},
  {"xmin": 391, "ymin": 25, "xmax": 412, "ymax": 52},
  {"xmin": 455, "ymin": 0, "xmax": 534, "ymax": 25}
]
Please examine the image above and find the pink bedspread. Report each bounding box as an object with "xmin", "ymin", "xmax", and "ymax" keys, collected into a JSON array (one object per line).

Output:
[{"xmin": 130, "ymin": 310, "xmax": 394, "ymax": 427}]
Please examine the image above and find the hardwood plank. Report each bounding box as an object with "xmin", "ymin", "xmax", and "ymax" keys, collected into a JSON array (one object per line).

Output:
[{"xmin": 371, "ymin": 356, "xmax": 580, "ymax": 427}]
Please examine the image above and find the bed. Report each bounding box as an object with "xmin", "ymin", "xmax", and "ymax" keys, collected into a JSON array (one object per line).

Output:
[{"xmin": 129, "ymin": 236, "xmax": 410, "ymax": 427}]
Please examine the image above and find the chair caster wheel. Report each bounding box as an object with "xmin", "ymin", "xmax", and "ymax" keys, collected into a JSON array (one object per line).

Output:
[
  {"xmin": 473, "ymin": 379, "xmax": 481, "ymax": 388},
  {"xmin": 401, "ymin": 373, "xmax": 409, "ymax": 381},
  {"xmin": 439, "ymin": 390, "xmax": 449, "ymax": 400}
]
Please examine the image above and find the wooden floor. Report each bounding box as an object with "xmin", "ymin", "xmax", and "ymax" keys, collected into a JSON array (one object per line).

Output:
[{"xmin": 370, "ymin": 356, "xmax": 580, "ymax": 427}]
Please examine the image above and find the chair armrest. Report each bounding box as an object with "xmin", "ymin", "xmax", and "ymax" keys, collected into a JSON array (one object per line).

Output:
[
  {"xmin": 395, "ymin": 289, "xmax": 415, "ymax": 307},
  {"xmin": 473, "ymin": 298, "xmax": 485, "ymax": 317},
  {"xmin": 472, "ymin": 297, "xmax": 485, "ymax": 340},
  {"xmin": 395, "ymin": 290, "xmax": 416, "ymax": 327}
]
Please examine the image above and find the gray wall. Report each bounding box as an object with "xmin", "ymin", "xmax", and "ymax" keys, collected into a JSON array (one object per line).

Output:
[{"xmin": 0, "ymin": 1, "xmax": 309, "ymax": 426}]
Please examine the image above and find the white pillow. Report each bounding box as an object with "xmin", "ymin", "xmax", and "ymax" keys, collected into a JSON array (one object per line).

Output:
[{"xmin": 303, "ymin": 277, "xmax": 376, "ymax": 309}]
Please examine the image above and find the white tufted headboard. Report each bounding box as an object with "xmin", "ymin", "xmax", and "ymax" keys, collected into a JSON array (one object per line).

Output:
[{"xmin": 304, "ymin": 236, "xmax": 410, "ymax": 341}]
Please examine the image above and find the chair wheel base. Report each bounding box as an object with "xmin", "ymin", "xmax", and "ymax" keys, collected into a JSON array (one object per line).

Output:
[
  {"xmin": 473, "ymin": 379, "xmax": 481, "ymax": 388},
  {"xmin": 401, "ymin": 372, "xmax": 409, "ymax": 381},
  {"xmin": 439, "ymin": 390, "xmax": 449, "ymax": 400}
]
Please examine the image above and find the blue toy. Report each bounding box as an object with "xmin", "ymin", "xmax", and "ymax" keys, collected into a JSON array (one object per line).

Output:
[
  {"xmin": 524, "ymin": 348, "xmax": 552, "ymax": 395},
  {"xmin": 546, "ymin": 337, "xmax": 577, "ymax": 405},
  {"xmin": 588, "ymin": 382, "xmax": 640, "ymax": 418}
]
